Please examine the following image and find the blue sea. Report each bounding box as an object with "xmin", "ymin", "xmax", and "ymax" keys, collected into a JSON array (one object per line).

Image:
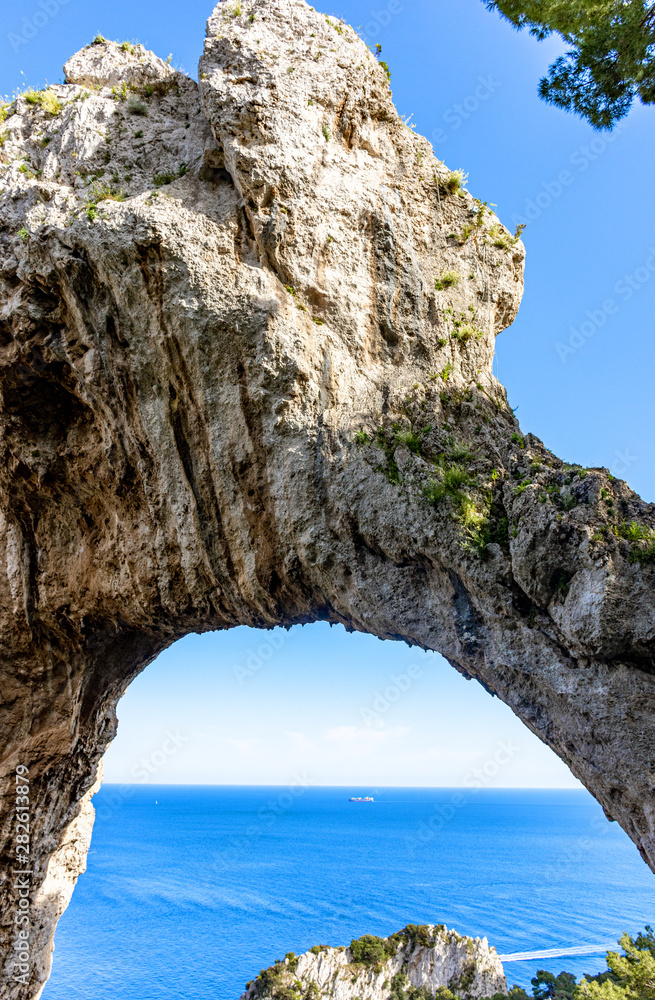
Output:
[{"xmin": 42, "ymin": 786, "xmax": 654, "ymax": 1000}]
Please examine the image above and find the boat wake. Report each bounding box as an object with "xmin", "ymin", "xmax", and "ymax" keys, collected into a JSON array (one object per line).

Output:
[{"xmin": 499, "ymin": 944, "xmax": 615, "ymax": 963}]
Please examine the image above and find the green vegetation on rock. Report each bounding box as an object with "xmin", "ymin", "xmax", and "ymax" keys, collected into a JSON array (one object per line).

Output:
[
  {"xmin": 435, "ymin": 271, "xmax": 461, "ymax": 291},
  {"xmin": 243, "ymin": 927, "xmax": 655, "ymax": 1000},
  {"xmin": 444, "ymin": 169, "xmax": 467, "ymax": 194},
  {"xmin": 389, "ymin": 971, "xmax": 436, "ymax": 1000},
  {"xmin": 23, "ymin": 88, "xmax": 62, "ymax": 116},
  {"xmin": 349, "ymin": 933, "xmax": 393, "ymax": 967},
  {"xmin": 616, "ymin": 521, "xmax": 655, "ymax": 564}
]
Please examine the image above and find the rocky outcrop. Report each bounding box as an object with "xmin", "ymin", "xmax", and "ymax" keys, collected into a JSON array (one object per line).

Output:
[
  {"xmin": 0, "ymin": 1, "xmax": 654, "ymax": 998},
  {"xmin": 241, "ymin": 925, "xmax": 506, "ymax": 1000}
]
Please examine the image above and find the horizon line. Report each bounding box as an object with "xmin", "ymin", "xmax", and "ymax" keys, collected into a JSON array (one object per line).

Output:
[{"xmin": 99, "ymin": 781, "xmax": 587, "ymax": 790}]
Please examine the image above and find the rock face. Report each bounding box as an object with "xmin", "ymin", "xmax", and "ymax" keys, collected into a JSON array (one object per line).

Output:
[
  {"xmin": 240, "ymin": 926, "xmax": 507, "ymax": 1000},
  {"xmin": 0, "ymin": 1, "xmax": 653, "ymax": 998}
]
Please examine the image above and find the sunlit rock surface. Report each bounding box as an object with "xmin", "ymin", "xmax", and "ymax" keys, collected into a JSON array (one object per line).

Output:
[{"xmin": 239, "ymin": 925, "xmax": 507, "ymax": 1000}]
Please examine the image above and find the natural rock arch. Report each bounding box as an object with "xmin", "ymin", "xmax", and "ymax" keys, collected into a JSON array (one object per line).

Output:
[{"xmin": 0, "ymin": 1, "xmax": 654, "ymax": 997}]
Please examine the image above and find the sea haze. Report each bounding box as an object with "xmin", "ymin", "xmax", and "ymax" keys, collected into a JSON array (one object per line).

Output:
[{"xmin": 42, "ymin": 786, "xmax": 654, "ymax": 1000}]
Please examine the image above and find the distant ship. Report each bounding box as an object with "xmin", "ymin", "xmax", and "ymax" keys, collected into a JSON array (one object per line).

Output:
[{"xmin": 349, "ymin": 796, "xmax": 374, "ymax": 802}]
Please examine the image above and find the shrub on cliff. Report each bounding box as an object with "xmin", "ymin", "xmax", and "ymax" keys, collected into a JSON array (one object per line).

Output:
[
  {"xmin": 405, "ymin": 925, "xmax": 438, "ymax": 950},
  {"xmin": 388, "ymin": 971, "xmax": 436, "ymax": 1000},
  {"xmin": 349, "ymin": 933, "xmax": 390, "ymax": 967}
]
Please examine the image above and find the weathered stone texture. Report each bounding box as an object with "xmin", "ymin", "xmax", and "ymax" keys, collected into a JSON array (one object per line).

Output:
[{"xmin": 240, "ymin": 925, "xmax": 506, "ymax": 1000}]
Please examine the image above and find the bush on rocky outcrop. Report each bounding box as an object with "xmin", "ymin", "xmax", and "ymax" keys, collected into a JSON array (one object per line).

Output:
[
  {"xmin": 350, "ymin": 934, "xmax": 394, "ymax": 968},
  {"xmin": 389, "ymin": 971, "xmax": 442, "ymax": 1000}
]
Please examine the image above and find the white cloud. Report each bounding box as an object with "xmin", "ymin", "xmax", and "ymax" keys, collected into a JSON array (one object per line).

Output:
[
  {"xmin": 284, "ymin": 731, "xmax": 309, "ymax": 747},
  {"xmin": 324, "ymin": 725, "xmax": 359, "ymax": 743},
  {"xmin": 323, "ymin": 724, "xmax": 411, "ymax": 753},
  {"xmin": 222, "ymin": 737, "xmax": 262, "ymax": 755}
]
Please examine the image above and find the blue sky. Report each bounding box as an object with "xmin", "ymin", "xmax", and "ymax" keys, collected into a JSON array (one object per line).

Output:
[
  {"xmin": 101, "ymin": 625, "xmax": 576, "ymax": 787},
  {"xmin": 3, "ymin": 0, "xmax": 653, "ymax": 787}
]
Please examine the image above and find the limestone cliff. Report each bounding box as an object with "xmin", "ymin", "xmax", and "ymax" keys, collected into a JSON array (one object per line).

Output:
[
  {"xmin": 0, "ymin": 2, "xmax": 654, "ymax": 999},
  {"xmin": 240, "ymin": 925, "xmax": 506, "ymax": 1000}
]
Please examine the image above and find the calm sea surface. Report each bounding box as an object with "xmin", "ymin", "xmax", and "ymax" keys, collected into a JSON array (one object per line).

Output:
[{"xmin": 42, "ymin": 786, "xmax": 654, "ymax": 1000}]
